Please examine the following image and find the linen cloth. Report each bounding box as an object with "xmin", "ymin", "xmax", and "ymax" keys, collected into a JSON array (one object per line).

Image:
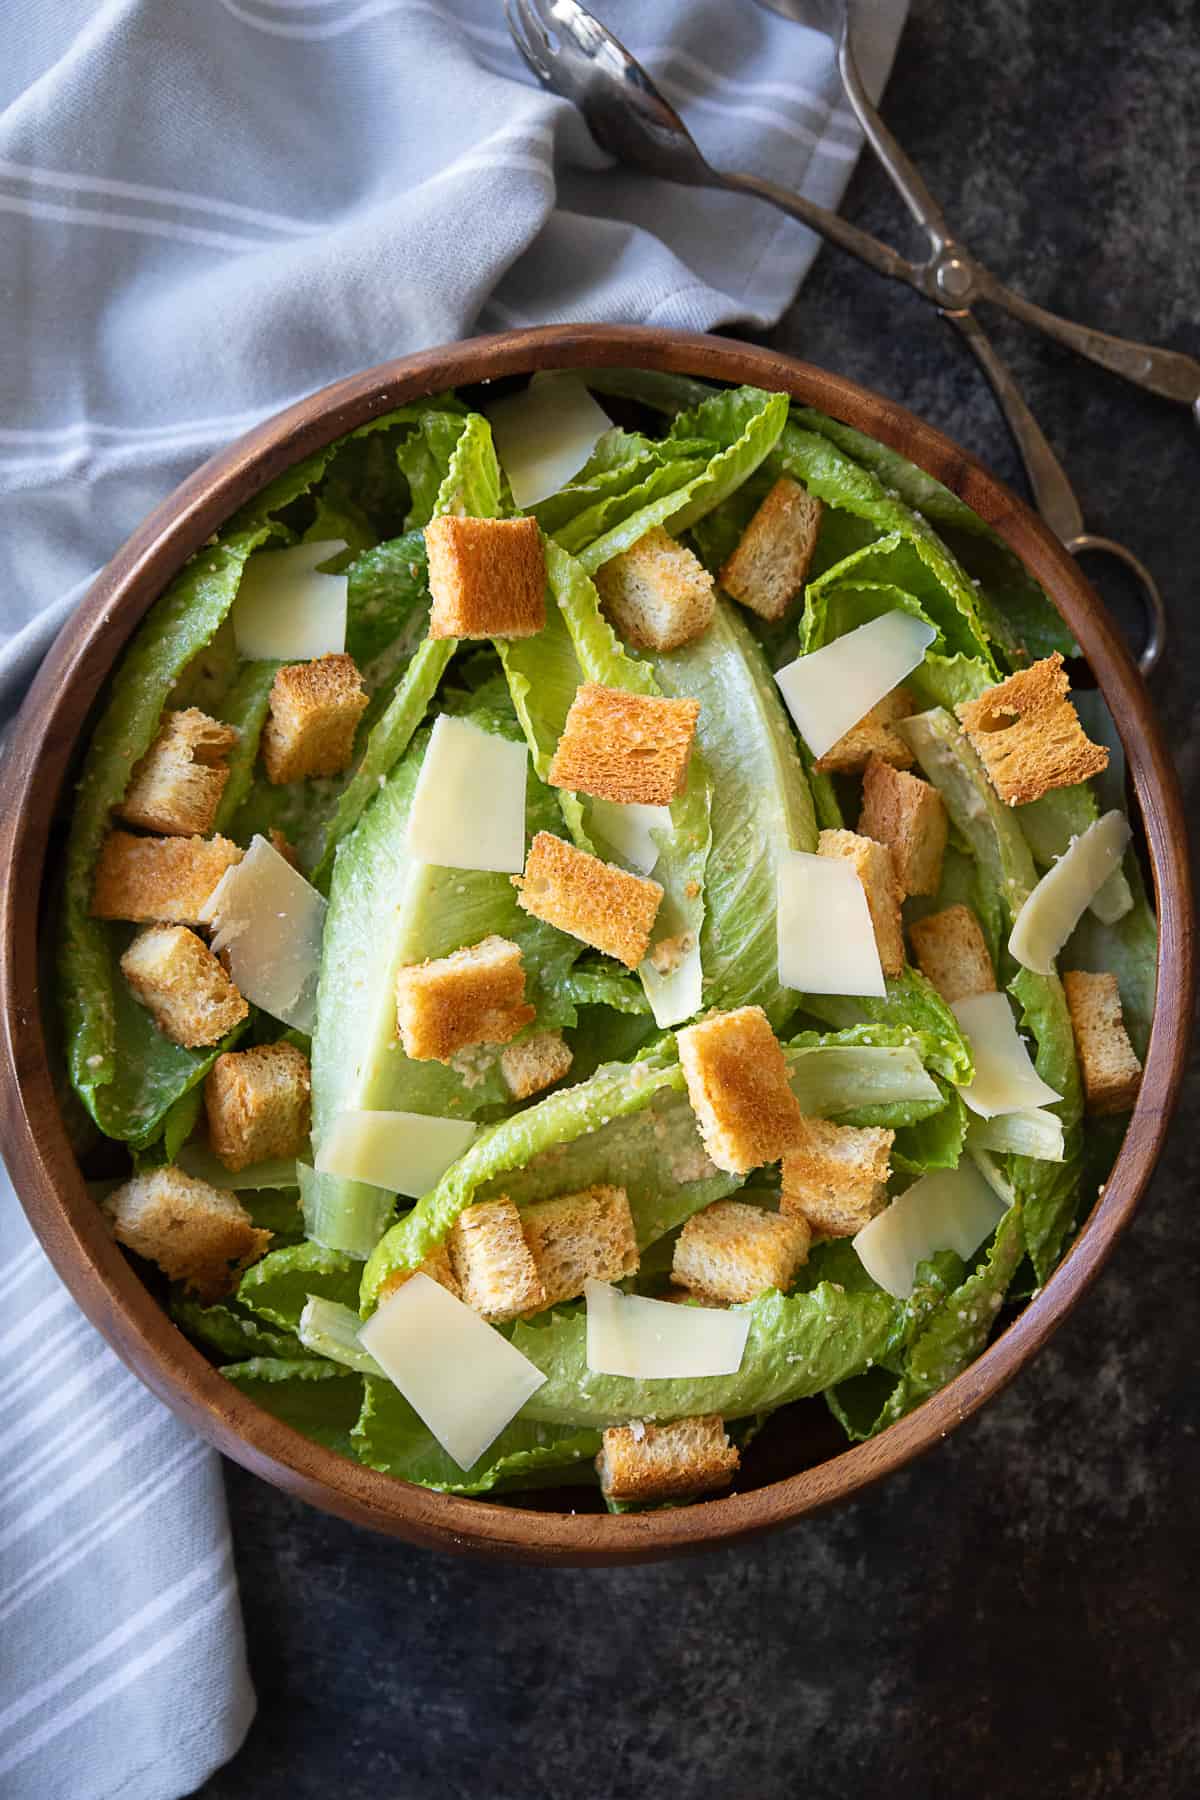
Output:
[{"xmin": 0, "ymin": 1, "xmax": 907, "ymax": 1793}]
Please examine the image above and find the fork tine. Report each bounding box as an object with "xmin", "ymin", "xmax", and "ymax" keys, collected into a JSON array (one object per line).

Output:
[{"xmin": 504, "ymin": 0, "xmax": 552, "ymax": 85}]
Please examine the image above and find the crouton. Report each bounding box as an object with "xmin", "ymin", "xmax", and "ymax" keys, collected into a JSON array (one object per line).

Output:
[
  {"xmin": 522, "ymin": 1184, "xmax": 639, "ymax": 1309},
  {"xmin": 780, "ymin": 1117, "xmax": 893, "ymax": 1237},
  {"xmin": 1063, "ymin": 970, "xmax": 1143, "ymax": 1115},
  {"xmin": 116, "ymin": 709, "xmax": 238, "ymax": 837},
  {"xmin": 956, "ymin": 652, "xmax": 1108, "ymax": 805},
  {"xmin": 813, "ymin": 687, "xmax": 916, "ymax": 774},
  {"xmin": 548, "ymin": 682, "xmax": 700, "ymax": 806},
  {"xmin": 268, "ymin": 829, "xmax": 299, "ymax": 869},
  {"xmin": 120, "ymin": 926, "xmax": 248, "ymax": 1048},
  {"xmin": 500, "ymin": 1031, "xmax": 573, "ymax": 1100},
  {"xmin": 671, "ymin": 1198, "xmax": 809, "ymax": 1303},
  {"xmin": 718, "ymin": 476, "xmax": 824, "ymax": 622},
  {"xmin": 595, "ymin": 525, "xmax": 715, "ymax": 651},
  {"xmin": 204, "ymin": 1042, "xmax": 311, "ymax": 1171},
  {"xmin": 377, "ymin": 1242, "xmax": 462, "ymax": 1305},
  {"xmin": 909, "ymin": 904, "xmax": 996, "ymax": 1004},
  {"xmin": 91, "ymin": 831, "xmax": 243, "ymax": 924},
  {"xmin": 260, "ymin": 654, "xmax": 368, "ymax": 785},
  {"xmin": 596, "ymin": 1415, "xmax": 739, "ymax": 1504},
  {"xmin": 394, "ymin": 934, "xmax": 535, "ymax": 1064},
  {"xmin": 424, "ymin": 514, "xmax": 546, "ymax": 640},
  {"xmin": 817, "ymin": 828, "xmax": 905, "ymax": 977},
  {"xmin": 448, "ymin": 1195, "xmax": 546, "ymax": 1322},
  {"xmin": 513, "ymin": 832, "xmax": 663, "ymax": 971},
  {"xmin": 858, "ymin": 756, "xmax": 947, "ymax": 897},
  {"xmin": 676, "ymin": 1006, "xmax": 805, "ymax": 1175},
  {"xmin": 102, "ymin": 1165, "xmax": 270, "ymax": 1302}
]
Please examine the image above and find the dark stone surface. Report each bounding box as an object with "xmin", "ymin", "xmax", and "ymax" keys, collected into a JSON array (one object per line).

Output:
[{"xmin": 198, "ymin": 4, "xmax": 1199, "ymax": 1795}]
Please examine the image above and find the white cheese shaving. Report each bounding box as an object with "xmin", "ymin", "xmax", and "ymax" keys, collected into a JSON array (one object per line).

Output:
[
  {"xmin": 405, "ymin": 714, "xmax": 528, "ymax": 873},
  {"xmin": 232, "ymin": 540, "xmax": 348, "ymax": 661},
  {"xmin": 1008, "ymin": 809, "xmax": 1132, "ymax": 974},
  {"xmin": 358, "ymin": 1274, "xmax": 546, "ymax": 1471},
  {"xmin": 199, "ymin": 833, "xmax": 326, "ymax": 1032},
  {"xmin": 964, "ymin": 1107, "xmax": 1065, "ymax": 1162},
  {"xmin": 315, "ymin": 1109, "xmax": 477, "ymax": 1199},
  {"xmin": 488, "ymin": 372, "xmax": 612, "ymax": 509},
  {"xmin": 951, "ymin": 990, "xmax": 1062, "ymax": 1118},
  {"xmin": 588, "ymin": 797, "xmax": 672, "ymax": 875},
  {"xmin": 777, "ymin": 850, "xmax": 886, "ymax": 998},
  {"xmin": 853, "ymin": 1164, "xmax": 1009, "ymax": 1298},
  {"xmin": 584, "ymin": 1279, "xmax": 750, "ymax": 1379},
  {"xmin": 774, "ymin": 611, "xmax": 936, "ymax": 760}
]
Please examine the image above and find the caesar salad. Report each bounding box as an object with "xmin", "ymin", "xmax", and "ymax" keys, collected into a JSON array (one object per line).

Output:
[{"xmin": 57, "ymin": 368, "xmax": 1155, "ymax": 1508}]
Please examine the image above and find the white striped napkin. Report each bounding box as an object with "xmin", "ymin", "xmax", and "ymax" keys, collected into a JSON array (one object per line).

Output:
[{"xmin": 0, "ymin": 2, "xmax": 907, "ymax": 1793}]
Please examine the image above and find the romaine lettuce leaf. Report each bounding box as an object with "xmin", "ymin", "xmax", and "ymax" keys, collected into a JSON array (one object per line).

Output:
[
  {"xmin": 353, "ymin": 1376, "xmax": 601, "ymax": 1494},
  {"xmin": 359, "ymin": 1049, "xmax": 685, "ymax": 1309},
  {"xmin": 237, "ymin": 1241, "xmax": 361, "ymax": 1330},
  {"xmin": 306, "ymin": 709, "xmax": 584, "ymax": 1258},
  {"xmin": 170, "ymin": 1294, "xmax": 316, "ymax": 1362},
  {"xmin": 511, "ymin": 1282, "xmax": 896, "ymax": 1428},
  {"xmin": 784, "ymin": 1030, "xmax": 944, "ymax": 1125},
  {"xmin": 1008, "ymin": 966, "xmax": 1084, "ymax": 1281},
  {"xmin": 222, "ymin": 1357, "xmax": 362, "ymax": 1456},
  {"xmin": 802, "ymin": 966, "xmax": 974, "ymax": 1087}
]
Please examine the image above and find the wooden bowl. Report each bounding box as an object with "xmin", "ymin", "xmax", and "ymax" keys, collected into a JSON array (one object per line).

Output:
[{"xmin": 0, "ymin": 326, "xmax": 1192, "ymax": 1564}]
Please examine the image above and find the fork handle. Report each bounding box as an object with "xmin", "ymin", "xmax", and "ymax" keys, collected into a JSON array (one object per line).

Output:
[
  {"xmin": 972, "ymin": 266, "xmax": 1200, "ymax": 414},
  {"xmin": 720, "ymin": 169, "xmax": 922, "ymax": 288}
]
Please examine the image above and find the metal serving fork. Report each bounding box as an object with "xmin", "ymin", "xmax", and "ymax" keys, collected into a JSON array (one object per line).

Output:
[{"xmin": 506, "ymin": 0, "xmax": 1197, "ymax": 671}]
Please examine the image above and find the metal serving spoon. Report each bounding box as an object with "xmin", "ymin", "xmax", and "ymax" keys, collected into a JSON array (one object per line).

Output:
[{"xmin": 506, "ymin": 0, "xmax": 1192, "ymax": 670}]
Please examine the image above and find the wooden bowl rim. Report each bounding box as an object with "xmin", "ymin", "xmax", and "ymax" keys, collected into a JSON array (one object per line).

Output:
[{"xmin": 0, "ymin": 324, "xmax": 1192, "ymax": 1564}]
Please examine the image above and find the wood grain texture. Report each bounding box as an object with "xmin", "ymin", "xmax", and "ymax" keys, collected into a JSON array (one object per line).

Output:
[{"xmin": 0, "ymin": 326, "xmax": 1192, "ymax": 1564}]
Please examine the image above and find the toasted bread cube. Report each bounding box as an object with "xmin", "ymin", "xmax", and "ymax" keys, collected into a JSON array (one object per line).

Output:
[
  {"xmin": 548, "ymin": 683, "xmax": 700, "ymax": 807},
  {"xmin": 817, "ymin": 828, "xmax": 905, "ymax": 977},
  {"xmin": 672, "ymin": 1198, "xmax": 809, "ymax": 1303},
  {"xmin": 597, "ymin": 1415, "xmax": 739, "ymax": 1504},
  {"xmin": 858, "ymin": 756, "xmax": 947, "ymax": 898},
  {"xmin": 595, "ymin": 526, "xmax": 715, "ymax": 651},
  {"xmin": 513, "ymin": 832, "xmax": 662, "ymax": 971},
  {"xmin": 677, "ymin": 1006, "xmax": 805, "ymax": 1175},
  {"xmin": 448, "ymin": 1195, "xmax": 546, "ymax": 1322},
  {"xmin": 718, "ymin": 476, "xmax": 823, "ymax": 622},
  {"xmin": 500, "ymin": 1031, "xmax": 573, "ymax": 1100},
  {"xmin": 268, "ymin": 829, "xmax": 299, "ymax": 869},
  {"xmin": 1063, "ymin": 970, "xmax": 1143, "ymax": 1115},
  {"xmin": 102, "ymin": 1166, "xmax": 270, "ymax": 1302},
  {"xmin": 395, "ymin": 934, "xmax": 535, "ymax": 1064},
  {"xmin": 424, "ymin": 514, "xmax": 546, "ymax": 640},
  {"xmin": 780, "ymin": 1117, "xmax": 894, "ymax": 1237},
  {"xmin": 120, "ymin": 926, "xmax": 248, "ymax": 1048},
  {"xmin": 522, "ymin": 1184, "xmax": 639, "ymax": 1309},
  {"xmin": 909, "ymin": 904, "xmax": 996, "ymax": 1004},
  {"xmin": 956, "ymin": 652, "xmax": 1107, "ymax": 805},
  {"xmin": 377, "ymin": 1242, "xmax": 462, "ymax": 1306},
  {"xmin": 813, "ymin": 687, "xmax": 916, "ymax": 774},
  {"xmin": 116, "ymin": 709, "xmax": 238, "ymax": 837},
  {"xmin": 204, "ymin": 1042, "xmax": 311, "ymax": 1172},
  {"xmin": 260, "ymin": 654, "xmax": 368, "ymax": 785},
  {"xmin": 91, "ymin": 831, "xmax": 242, "ymax": 924}
]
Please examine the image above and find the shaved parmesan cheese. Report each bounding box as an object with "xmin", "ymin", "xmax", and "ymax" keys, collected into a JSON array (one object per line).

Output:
[
  {"xmin": 177, "ymin": 1144, "xmax": 299, "ymax": 1191},
  {"xmin": 965, "ymin": 1108, "xmax": 1065, "ymax": 1162},
  {"xmin": 200, "ymin": 833, "xmax": 326, "ymax": 1032},
  {"xmin": 787, "ymin": 1044, "xmax": 940, "ymax": 1116},
  {"xmin": 777, "ymin": 850, "xmax": 885, "ymax": 998},
  {"xmin": 584, "ymin": 1279, "xmax": 749, "ymax": 1379},
  {"xmin": 315, "ymin": 1109, "xmax": 476, "ymax": 1199},
  {"xmin": 640, "ymin": 933, "xmax": 703, "ymax": 1029},
  {"xmin": 359, "ymin": 1273, "xmax": 546, "ymax": 1471},
  {"xmin": 232, "ymin": 540, "xmax": 349, "ymax": 661},
  {"xmin": 488, "ymin": 373, "xmax": 612, "ymax": 509},
  {"xmin": 1009, "ymin": 809, "xmax": 1132, "ymax": 974},
  {"xmin": 775, "ymin": 611, "xmax": 936, "ymax": 760},
  {"xmin": 405, "ymin": 714, "xmax": 528, "ymax": 873},
  {"xmin": 853, "ymin": 1164, "xmax": 1008, "ymax": 1298},
  {"xmin": 952, "ymin": 991, "xmax": 1062, "ymax": 1118},
  {"xmin": 589, "ymin": 797, "xmax": 672, "ymax": 875}
]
